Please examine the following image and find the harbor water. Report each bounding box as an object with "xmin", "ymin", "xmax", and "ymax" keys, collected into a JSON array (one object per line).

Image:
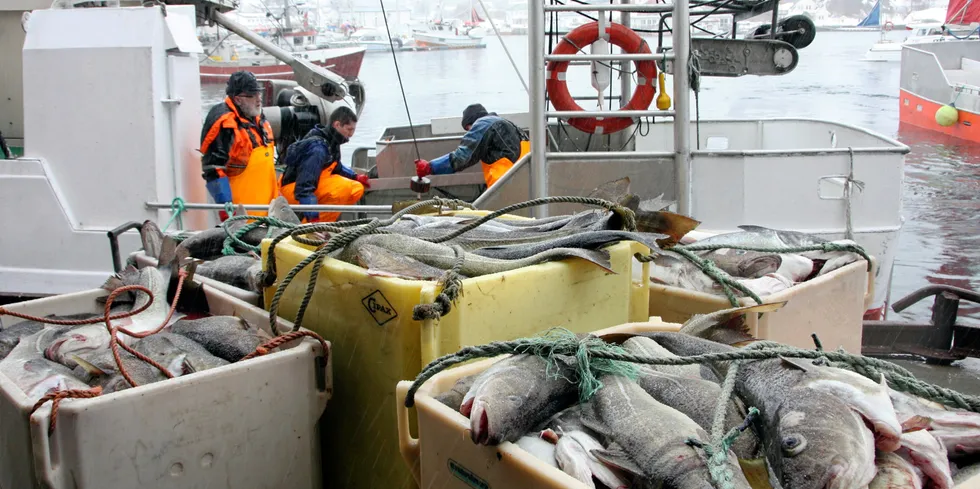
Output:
[{"xmin": 201, "ymin": 30, "xmax": 980, "ymax": 327}]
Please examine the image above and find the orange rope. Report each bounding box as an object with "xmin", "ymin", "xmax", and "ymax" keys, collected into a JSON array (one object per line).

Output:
[
  {"xmin": 30, "ymin": 387, "xmax": 102, "ymax": 436},
  {"xmin": 101, "ymin": 271, "xmax": 188, "ymax": 388},
  {"xmin": 240, "ymin": 330, "xmax": 328, "ymax": 361},
  {"xmin": 0, "ymin": 270, "xmax": 190, "ymax": 390}
]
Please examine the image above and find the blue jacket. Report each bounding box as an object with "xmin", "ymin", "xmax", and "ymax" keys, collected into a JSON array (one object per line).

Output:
[
  {"xmin": 280, "ymin": 125, "xmax": 356, "ymax": 221},
  {"xmin": 429, "ymin": 114, "xmax": 528, "ymax": 175}
]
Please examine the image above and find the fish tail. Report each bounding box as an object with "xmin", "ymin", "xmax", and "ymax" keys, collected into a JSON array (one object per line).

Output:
[
  {"xmin": 637, "ymin": 210, "xmax": 701, "ymax": 245},
  {"xmin": 680, "ymin": 302, "xmax": 787, "ymax": 345}
]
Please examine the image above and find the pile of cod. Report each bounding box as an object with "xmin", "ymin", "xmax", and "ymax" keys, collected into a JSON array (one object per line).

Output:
[
  {"xmin": 0, "ymin": 260, "xmax": 272, "ymax": 400},
  {"xmin": 434, "ymin": 307, "xmax": 980, "ymax": 489},
  {"xmin": 149, "ymin": 178, "xmax": 860, "ymax": 299}
]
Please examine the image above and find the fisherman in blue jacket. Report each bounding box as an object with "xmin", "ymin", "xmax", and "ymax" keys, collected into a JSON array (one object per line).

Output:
[
  {"xmin": 414, "ymin": 104, "xmax": 530, "ymax": 187},
  {"xmin": 279, "ymin": 106, "xmax": 370, "ymax": 222}
]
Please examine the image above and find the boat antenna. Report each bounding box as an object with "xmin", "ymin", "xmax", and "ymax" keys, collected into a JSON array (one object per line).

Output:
[{"xmin": 379, "ymin": 0, "xmax": 422, "ymax": 162}]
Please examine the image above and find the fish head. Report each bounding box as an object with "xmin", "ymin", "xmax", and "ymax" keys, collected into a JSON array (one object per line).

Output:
[
  {"xmin": 44, "ymin": 326, "xmax": 109, "ymax": 365},
  {"xmin": 269, "ymin": 195, "xmax": 301, "ymax": 226},
  {"xmin": 769, "ymin": 390, "xmax": 877, "ymax": 489},
  {"xmin": 799, "ymin": 364, "xmax": 902, "ymax": 452},
  {"xmin": 467, "ymin": 365, "xmax": 530, "ymax": 445}
]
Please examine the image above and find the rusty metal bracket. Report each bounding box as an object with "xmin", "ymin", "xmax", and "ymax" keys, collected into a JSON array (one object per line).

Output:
[{"xmin": 863, "ymin": 285, "xmax": 980, "ymax": 364}]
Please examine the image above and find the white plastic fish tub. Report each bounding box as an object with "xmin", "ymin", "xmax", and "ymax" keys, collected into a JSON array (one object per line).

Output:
[
  {"xmin": 130, "ymin": 250, "xmax": 262, "ymax": 307},
  {"xmin": 648, "ymin": 258, "xmax": 876, "ymax": 354},
  {"xmin": 395, "ymin": 320, "xmax": 980, "ymax": 489},
  {"xmin": 395, "ymin": 320, "xmax": 681, "ymax": 489},
  {"xmin": 0, "ymin": 283, "xmax": 331, "ymax": 489}
]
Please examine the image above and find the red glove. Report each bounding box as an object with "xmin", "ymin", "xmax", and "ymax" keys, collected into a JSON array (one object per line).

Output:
[
  {"xmin": 355, "ymin": 173, "xmax": 370, "ymax": 189},
  {"xmin": 415, "ymin": 159, "xmax": 431, "ymax": 178},
  {"xmin": 218, "ymin": 210, "xmax": 229, "ymax": 223}
]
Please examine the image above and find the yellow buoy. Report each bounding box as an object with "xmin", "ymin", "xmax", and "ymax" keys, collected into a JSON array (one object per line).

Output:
[
  {"xmin": 936, "ymin": 104, "xmax": 958, "ymax": 127},
  {"xmin": 656, "ymin": 72, "xmax": 672, "ymax": 110}
]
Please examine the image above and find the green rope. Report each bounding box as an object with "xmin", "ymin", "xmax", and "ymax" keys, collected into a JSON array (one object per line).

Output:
[
  {"xmin": 413, "ymin": 245, "xmax": 466, "ymax": 320},
  {"xmin": 635, "ymin": 241, "xmax": 872, "ymax": 307},
  {"xmin": 402, "ymin": 335, "xmax": 972, "ymax": 410},
  {"xmin": 219, "ymin": 215, "xmax": 299, "ymax": 256},
  {"xmin": 223, "ymin": 202, "xmax": 236, "ymax": 218},
  {"xmin": 680, "ymin": 242, "xmax": 874, "ymax": 272},
  {"xmin": 402, "ymin": 331, "xmax": 980, "ymax": 489},
  {"xmin": 670, "ymin": 248, "xmax": 764, "ymax": 307},
  {"xmin": 162, "ymin": 197, "xmax": 186, "ymax": 232},
  {"xmin": 263, "ymin": 196, "xmax": 635, "ymax": 330}
]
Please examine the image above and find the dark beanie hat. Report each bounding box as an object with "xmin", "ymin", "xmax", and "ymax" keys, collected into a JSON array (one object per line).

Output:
[
  {"xmin": 226, "ymin": 71, "xmax": 261, "ymax": 97},
  {"xmin": 461, "ymin": 103, "xmax": 489, "ymax": 129}
]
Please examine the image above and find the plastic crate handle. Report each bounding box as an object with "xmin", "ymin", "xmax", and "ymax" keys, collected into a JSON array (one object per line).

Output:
[
  {"xmin": 395, "ymin": 381, "xmax": 421, "ymax": 485},
  {"xmin": 30, "ymin": 407, "xmax": 68, "ymax": 488}
]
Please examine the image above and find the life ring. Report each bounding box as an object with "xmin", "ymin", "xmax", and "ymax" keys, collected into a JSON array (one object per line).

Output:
[
  {"xmin": 546, "ymin": 21, "xmax": 657, "ymax": 134},
  {"xmin": 883, "ymin": 21, "xmax": 894, "ymax": 31}
]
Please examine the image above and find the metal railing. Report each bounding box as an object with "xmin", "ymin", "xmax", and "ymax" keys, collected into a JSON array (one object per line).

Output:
[{"xmin": 528, "ymin": 0, "xmax": 691, "ymax": 217}]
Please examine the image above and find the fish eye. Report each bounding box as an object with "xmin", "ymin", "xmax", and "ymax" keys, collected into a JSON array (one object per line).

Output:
[
  {"xmin": 506, "ymin": 395, "xmax": 523, "ymax": 407},
  {"xmin": 781, "ymin": 433, "xmax": 807, "ymax": 456}
]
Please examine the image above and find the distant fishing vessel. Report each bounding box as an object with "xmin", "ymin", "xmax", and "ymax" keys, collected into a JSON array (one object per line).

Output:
[{"xmin": 198, "ymin": 0, "xmax": 366, "ymax": 82}]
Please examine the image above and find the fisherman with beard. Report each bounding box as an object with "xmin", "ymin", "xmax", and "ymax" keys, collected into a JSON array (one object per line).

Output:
[
  {"xmin": 414, "ymin": 103, "xmax": 530, "ymax": 188},
  {"xmin": 200, "ymin": 71, "xmax": 279, "ymax": 221},
  {"xmin": 279, "ymin": 106, "xmax": 370, "ymax": 223}
]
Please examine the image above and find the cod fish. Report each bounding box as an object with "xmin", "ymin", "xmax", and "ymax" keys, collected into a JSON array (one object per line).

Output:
[
  {"xmin": 555, "ymin": 430, "xmax": 631, "ymax": 489},
  {"xmin": 649, "ymin": 249, "xmax": 792, "ymax": 296},
  {"xmin": 470, "ymin": 230, "xmax": 666, "ymax": 261},
  {"xmin": 691, "ymin": 225, "xmax": 828, "ymax": 249},
  {"xmin": 621, "ymin": 332, "xmax": 713, "ymax": 381},
  {"xmin": 355, "ymin": 243, "xmax": 450, "ymax": 281},
  {"xmin": 677, "ymin": 304, "xmax": 903, "ymax": 453},
  {"xmin": 460, "ymin": 354, "xmax": 578, "ymax": 445},
  {"xmin": 894, "ymin": 430, "xmax": 953, "ymax": 489},
  {"xmin": 581, "ymin": 375, "xmax": 752, "ymax": 489},
  {"xmin": 169, "ymin": 315, "xmax": 271, "ymax": 362},
  {"xmin": 645, "ymin": 329, "xmax": 877, "ymax": 488},
  {"xmin": 192, "ymin": 254, "xmax": 264, "ymax": 292},
  {"xmin": 44, "ymin": 266, "xmax": 172, "ymax": 369},
  {"xmin": 172, "ymin": 196, "xmax": 300, "ymax": 261},
  {"xmin": 0, "ymin": 332, "xmax": 89, "ymax": 401},
  {"xmin": 131, "ymin": 332, "xmax": 229, "ymax": 373},
  {"xmin": 870, "ymin": 451, "xmax": 923, "ymax": 489},
  {"xmin": 890, "ymin": 388, "xmax": 980, "ymax": 459},
  {"xmin": 624, "ymin": 338, "xmax": 761, "ymax": 460},
  {"xmin": 0, "ymin": 321, "xmax": 45, "ymax": 361},
  {"xmin": 73, "ymin": 348, "xmax": 181, "ymax": 394},
  {"xmin": 517, "ymin": 434, "xmax": 559, "ymax": 469},
  {"xmin": 434, "ymin": 374, "xmax": 478, "ymax": 411},
  {"xmin": 336, "ymin": 234, "xmax": 614, "ymax": 278}
]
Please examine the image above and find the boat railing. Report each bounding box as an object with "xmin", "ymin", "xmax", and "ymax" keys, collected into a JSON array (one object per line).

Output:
[{"xmin": 528, "ymin": 0, "xmax": 691, "ymax": 218}]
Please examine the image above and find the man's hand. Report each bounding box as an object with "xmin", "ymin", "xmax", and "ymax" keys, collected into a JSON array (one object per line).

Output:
[
  {"xmin": 415, "ymin": 159, "xmax": 432, "ymax": 178},
  {"xmin": 205, "ymin": 176, "xmax": 233, "ymax": 204},
  {"xmin": 355, "ymin": 174, "xmax": 371, "ymax": 189}
]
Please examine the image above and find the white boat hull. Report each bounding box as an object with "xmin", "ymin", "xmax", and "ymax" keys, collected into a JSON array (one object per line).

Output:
[{"xmin": 412, "ymin": 32, "xmax": 485, "ymax": 48}]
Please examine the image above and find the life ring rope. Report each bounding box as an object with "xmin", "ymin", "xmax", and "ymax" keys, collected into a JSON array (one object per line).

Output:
[{"xmin": 545, "ymin": 21, "xmax": 658, "ymax": 135}]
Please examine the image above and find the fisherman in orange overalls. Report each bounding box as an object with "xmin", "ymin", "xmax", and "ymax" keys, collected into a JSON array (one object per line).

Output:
[
  {"xmin": 279, "ymin": 106, "xmax": 370, "ymax": 223},
  {"xmin": 414, "ymin": 103, "xmax": 530, "ymax": 188},
  {"xmin": 200, "ymin": 71, "xmax": 278, "ymax": 221}
]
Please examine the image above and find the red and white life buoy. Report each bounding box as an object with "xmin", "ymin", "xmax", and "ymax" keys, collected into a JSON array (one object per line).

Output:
[
  {"xmin": 546, "ymin": 22, "xmax": 657, "ymax": 135},
  {"xmin": 883, "ymin": 21, "xmax": 894, "ymax": 31}
]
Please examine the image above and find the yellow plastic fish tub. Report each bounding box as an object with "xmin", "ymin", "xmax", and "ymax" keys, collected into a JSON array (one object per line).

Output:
[
  {"xmin": 0, "ymin": 281, "xmax": 331, "ymax": 489},
  {"xmin": 394, "ymin": 319, "xmax": 682, "ymax": 489},
  {"xmin": 260, "ymin": 216, "xmax": 652, "ymax": 489},
  {"xmin": 648, "ymin": 257, "xmax": 876, "ymax": 354}
]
